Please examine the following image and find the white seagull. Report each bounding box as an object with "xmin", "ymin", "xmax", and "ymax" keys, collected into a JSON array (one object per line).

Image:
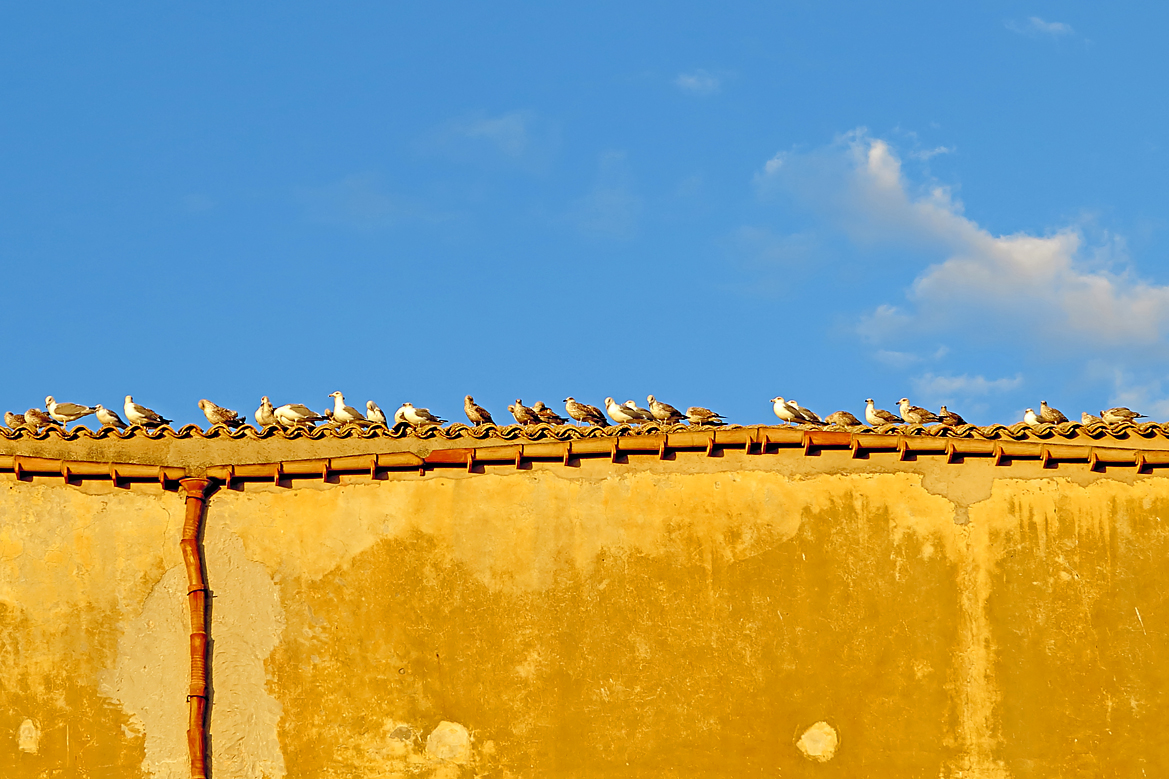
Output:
[
  {"xmin": 1101, "ymin": 407, "xmax": 1147, "ymax": 425},
  {"xmin": 398, "ymin": 403, "xmax": 446, "ymax": 427},
  {"xmin": 788, "ymin": 401, "xmax": 825, "ymax": 425},
  {"xmin": 329, "ymin": 391, "xmax": 370, "ymax": 425},
  {"xmin": 255, "ymin": 397, "xmax": 277, "ymax": 428},
  {"xmin": 605, "ymin": 397, "xmax": 642, "ymax": 425},
  {"xmin": 1023, "ymin": 408, "xmax": 1042, "ymax": 427},
  {"xmin": 124, "ymin": 395, "xmax": 172, "ymax": 428},
  {"xmin": 623, "ymin": 400, "xmax": 654, "ymax": 422},
  {"xmin": 865, "ymin": 399, "xmax": 902, "ymax": 427},
  {"xmin": 366, "ymin": 401, "xmax": 389, "ymax": 427},
  {"xmin": 46, "ymin": 396, "xmax": 97, "ymax": 425},
  {"xmin": 770, "ymin": 397, "xmax": 803, "ymax": 425},
  {"xmin": 95, "ymin": 405, "xmax": 128, "ymax": 430},
  {"xmin": 898, "ymin": 398, "xmax": 940, "ymax": 426},
  {"xmin": 274, "ymin": 403, "xmax": 325, "ymax": 428}
]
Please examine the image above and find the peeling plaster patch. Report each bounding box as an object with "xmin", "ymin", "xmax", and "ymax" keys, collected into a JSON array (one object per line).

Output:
[
  {"xmin": 18, "ymin": 719, "xmax": 39, "ymax": 753},
  {"xmin": 427, "ymin": 721, "xmax": 472, "ymax": 764},
  {"xmin": 796, "ymin": 721, "xmax": 838, "ymax": 762}
]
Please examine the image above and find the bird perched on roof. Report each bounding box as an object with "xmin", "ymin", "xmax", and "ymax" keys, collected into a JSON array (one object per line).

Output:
[
  {"xmin": 564, "ymin": 397, "xmax": 608, "ymax": 427},
  {"xmin": 938, "ymin": 406, "xmax": 967, "ymax": 426},
  {"xmin": 898, "ymin": 398, "xmax": 940, "ymax": 426},
  {"xmin": 464, "ymin": 396, "xmax": 494, "ymax": 426},
  {"xmin": 532, "ymin": 401, "xmax": 567, "ymax": 425},
  {"xmin": 24, "ymin": 408, "xmax": 56, "ymax": 432},
  {"xmin": 604, "ymin": 397, "xmax": 643, "ymax": 425},
  {"xmin": 328, "ymin": 391, "xmax": 371, "ymax": 426},
  {"xmin": 1081, "ymin": 411, "xmax": 1103, "ymax": 425},
  {"xmin": 1038, "ymin": 401, "xmax": 1068, "ymax": 424},
  {"xmin": 4, "ymin": 411, "xmax": 24, "ymax": 429},
  {"xmin": 366, "ymin": 401, "xmax": 389, "ymax": 427},
  {"xmin": 647, "ymin": 395, "xmax": 684, "ymax": 425},
  {"xmin": 198, "ymin": 399, "xmax": 246, "ymax": 429},
  {"xmin": 255, "ymin": 397, "xmax": 277, "ymax": 428},
  {"xmin": 1023, "ymin": 408, "xmax": 1042, "ymax": 427},
  {"xmin": 865, "ymin": 399, "xmax": 902, "ymax": 427},
  {"xmin": 94, "ymin": 405, "xmax": 127, "ymax": 430},
  {"xmin": 623, "ymin": 400, "xmax": 654, "ymax": 422},
  {"xmin": 124, "ymin": 396, "xmax": 172, "ymax": 429},
  {"xmin": 789, "ymin": 401, "xmax": 826, "ymax": 425},
  {"xmin": 46, "ymin": 396, "xmax": 97, "ymax": 426},
  {"xmin": 1101, "ymin": 407, "xmax": 1147, "ymax": 425},
  {"xmin": 398, "ymin": 403, "xmax": 446, "ymax": 427},
  {"xmin": 686, "ymin": 406, "xmax": 726, "ymax": 426},
  {"xmin": 770, "ymin": 397, "xmax": 803, "ymax": 425},
  {"xmin": 274, "ymin": 403, "xmax": 325, "ymax": 428},
  {"xmin": 825, "ymin": 410, "xmax": 863, "ymax": 427},
  {"xmin": 511, "ymin": 399, "xmax": 540, "ymax": 425}
]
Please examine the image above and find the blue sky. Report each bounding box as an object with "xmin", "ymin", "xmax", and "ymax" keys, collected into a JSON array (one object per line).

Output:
[{"xmin": 3, "ymin": 3, "xmax": 1169, "ymax": 427}]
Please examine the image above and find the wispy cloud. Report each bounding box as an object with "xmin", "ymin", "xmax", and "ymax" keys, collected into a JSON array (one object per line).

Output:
[
  {"xmin": 909, "ymin": 145, "xmax": 955, "ymax": 161},
  {"xmin": 567, "ymin": 151, "xmax": 642, "ymax": 239},
  {"xmin": 675, "ymin": 70, "xmax": 720, "ymax": 95},
  {"xmin": 296, "ymin": 174, "xmax": 420, "ymax": 229},
  {"xmin": 1006, "ymin": 17, "xmax": 1074, "ymax": 37},
  {"xmin": 912, "ymin": 372, "xmax": 1023, "ymax": 404},
  {"xmin": 426, "ymin": 110, "xmax": 558, "ymax": 172}
]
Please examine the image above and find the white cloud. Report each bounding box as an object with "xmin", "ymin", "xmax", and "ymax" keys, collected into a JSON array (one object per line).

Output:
[
  {"xmin": 296, "ymin": 174, "xmax": 425, "ymax": 229},
  {"xmin": 427, "ymin": 110, "xmax": 558, "ymax": 172},
  {"xmin": 913, "ymin": 372, "xmax": 1024, "ymax": 403},
  {"xmin": 759, "ymin": 130, "xmax": 1169, "ymax": 347},
  {"xmin": 568, "ymin": 151, "xmax": 642, "ymax": 239},
  {"xmin": 909, "ymin": 145, "xmax": 955, "ymax": 161},
  {"xmin": 458, "ymin": 111, "xmax": 531, "ymax": 157},
  {"xmin": 675, "ymin": 70, "xmax": 720, "ymax": 95},
  {"xmin": 1007, "ymin": 17, "xmax": 1074, "ymax": 37}
]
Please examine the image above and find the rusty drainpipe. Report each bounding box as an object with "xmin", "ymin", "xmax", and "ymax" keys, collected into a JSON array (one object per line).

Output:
[{"xmin": 179, "ymin": 477, "xmax": 213, "ymax": 779}]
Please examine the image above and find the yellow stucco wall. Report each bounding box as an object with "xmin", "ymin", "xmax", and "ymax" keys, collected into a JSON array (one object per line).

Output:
[{"xmin": 2, "ymin": 441, "xmax": 1168, "ymax": 777}]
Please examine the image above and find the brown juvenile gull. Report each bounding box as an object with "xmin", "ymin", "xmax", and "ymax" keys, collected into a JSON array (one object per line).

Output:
[
  {"xmin": 623, "ymin": 400, "xmax": 654, "ymax": 422},
  {"xmin": 198, "ymin": 399, "xmax": 246, "ymax": 429},
  {"xmin": 564, "ymin": 397, "xmax": 608, "ymax": 427},
  {"xmin": 938, "ymin": 406, "xmax": 967, "ymax": 427},
  {"xmin": 329, "ymin": 391, "xmax": 371, "ymax": 425},
  {"xmin": 4, "ymin": 411, "xmax": 25, "ymax": 429},
  {"xmin": 898, "ymin": 398, "xmax": 940, "ymax": 426},
  {"xmin": 399, "ymin": 402, "xmax": 446, "ymax": 427},
  {"xmin": 1101, "ymin": 407, "xmax": 1147, "ymax": 425},
  {"xmin": 24, "ymin": 408, "xmax": 57, "ymax": 432},
  {"xmin": 647, "ymin": 395, "xmax": 684, "ymax": 424},
  {"xmin": 789, "ymin": 401, "xmax": 825, "ymax": 425},
  {"xmin": 686, "ymin": 406, "xmax": 726, "ymax": 426},
  {"xmin": 46, "ymin": 396, "xmax": 97, "ymax": 425},
  {"xmin": 1023, "ymin": 408, "xmax": 1042, "ymax": 427},
  {"xmin": 532, "ymin": 401, "xmax": 568, "ymax": 425},
  {"xmin": 464, "ymin": 395, "xmax": 494, "ymax": 426},
  {"xmin": 274, "ymin": 403, "xmax": 325, "ymax": 428},
  {"xmin": 605, "ymin": 397, "xmax": 643, "ymax": 425},
  {"xmin": 825, "ymin": 410, "xmax": 863, "ymax": 427},
  {"xmin": 124, "ymin": 395, "xmax": 172, "ymax": 428},
  {"xmin": 95, "ymin": 404, "xmax": 128, "ymax": 430},
  {"xmin": 1038, "ymin": 400, "xmax": 1068, "ymax": 424},
  {"xmin": 511, "ymin": 399, "xmax": 540, "ymax": 425},
  {"xmin": 770, "ymin": 397, "xmax": 803, "ymax": 425},
  {"xmin": 255, "ymin": 397, "xmax": 277, "ymax": 428},
  {"xmin": 366, "ymin": 401, "xmax": 389, "ymax": 427},
  {"xmin": 864, "ymin": 399, "xmax": 902, "ymax": 427},
  {"xmin": 1081, "ymin": 411, "xmax": 1103, "ymax": 425}
]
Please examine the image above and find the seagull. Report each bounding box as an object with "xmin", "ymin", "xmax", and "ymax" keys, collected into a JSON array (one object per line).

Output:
[
  {"xmin": 1101, "ymin": 407, "xmax": 1147, "ymax": 425},
  {"xmin": 770, "ymin": 397, "xmax": 803, "ymax": 425},
  {"xmin": 686, "ymin": 406, "xmax": 726, "ymax": 426},
  {"xmin": 532, "ymin": 401, "xmax": 568, "ymax": 425},
  {"xmin": 274, "ymin": 403, "xmax": 325, "ymax": 428},
  {"xmin": 464, "ymin": 395, "xmax": 494, "ymax": 426},
  {"xmin": 24, "ymin": 408, "xmax": 56, "ymax": 432},
  {"xmin": 898, "ymin": 398, "xmax": 940, "ymax": 426},
  {"xmin": 124, "ymin": 395, "xmax": 172, "ymax": 428},
  {"xmin": 399, "ymin": 402, "xmax": 446, "ymax": 427},
  {"xmin": 393, "ymin": 404, "xmax": 409, "ymax": 426},
  {"xmin": 564, "ymin": 397, "xmax": 608, "ymax": 427},
  {"xmin": 1024, "ymin": 408, "xmax": 1042, "ymax": 427},
  {"xmin": 95, "ymin": 404, "xmax": 128, "ymax": 430},
  {"xmin": 46, "ymin": 396, "xmax": 97, "ymax": 425},
  {"xmin": 1081, "ymin": 412, "xmax": 1103, "ymax": 425},
  {"xmin": 825, "ymin": 410, "xmax": 863, "ymax": 427},
  {"xmin": 198, "ymin": 399, "xmax": 246, "ymax": 429},
  {"xmin": 647, "ymin": 395, "xmax": 684, "ymax": 424},
  {"xmin": 605, "ymin": 397, "xmax": 643, "ymax": 425},
  {"xmin": 366, "ymin": 401, "xmax": 389, "ymax": 427},
  {"xmin": 623, "ymin": 400, "xmax": 654, "ymax": 422},
  {"xmin": 1038, "ymin": 401, "xmax": 1068, "ymax": 424},
  {"xmin": 255, "ymin": 397, "xmax": 277, "ymax": 428},
  {"xmin": 4, "ymin": 411, "xmax": 25, "ymax": 429},
  {"xmin": 328, "ymin": 391, "xmax": 371, "ymax": 425},
  {"xmin": 511, "ymin": 399, "xmax": 540, "ymax": 425},
  {"xmin": 938, "ymin": 405, "xmax": 967, "ymax": 426},
  {"xmin": 789, "ymin": 400, "xmax": 826, "ymax": 425},
  {"xmin": 865, "ymin": 399, "xmax": 902, "ymax": 427}
]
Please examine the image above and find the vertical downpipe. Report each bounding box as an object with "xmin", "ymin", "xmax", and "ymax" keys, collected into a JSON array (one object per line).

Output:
[{"xmin": 180, "ymin": 477, "xmax": 213, "ymax": 779}]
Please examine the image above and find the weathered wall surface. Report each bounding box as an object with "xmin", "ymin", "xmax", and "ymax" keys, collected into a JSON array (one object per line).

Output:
[{"xmin": 2, "ymin": 444, "xmax": 1169, "ymax": 777}]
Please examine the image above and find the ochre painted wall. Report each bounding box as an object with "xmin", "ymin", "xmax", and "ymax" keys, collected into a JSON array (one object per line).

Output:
[{"xmin": 2, "ymin": 446, "xmax": 1168, "ymax": 777}]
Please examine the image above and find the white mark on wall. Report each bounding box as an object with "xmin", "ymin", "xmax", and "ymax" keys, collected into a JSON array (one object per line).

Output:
[
  {"xmin": 796, "ymin": 721, "xmax": 838, "ymax": 762},
  {"xmin": 427, "ymin": 721, "xmax": 472, "ymax": 764},
  {"xmin": 18, "ymin": 719, "xmax": 39, "ymax": 753}
]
